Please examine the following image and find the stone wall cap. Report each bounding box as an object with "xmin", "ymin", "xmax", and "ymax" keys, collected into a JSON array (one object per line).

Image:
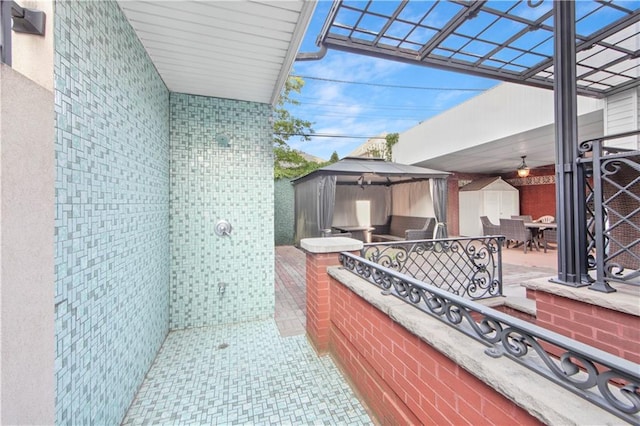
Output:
[
  {"xmin": 300, "ymin": 237, "xmax": 363, "ymax": 253},
  {"xmin": 328, "ymin": 267, "xmax": 624, "ymax": 426},
  {"xmin": 478, "ymin": 296, "xmax": 537, "ymax": 316},
  {"xmin": 523, "ymin": 277, "xmax": 640, "ymax": 317}
]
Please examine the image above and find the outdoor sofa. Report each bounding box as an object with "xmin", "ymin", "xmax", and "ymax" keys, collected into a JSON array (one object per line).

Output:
[{"xmin": 371, "ymin": 216, "xmax": 436, "ymax": 242}]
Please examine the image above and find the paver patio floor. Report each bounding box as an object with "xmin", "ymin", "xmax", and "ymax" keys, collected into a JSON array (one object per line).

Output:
[
  {"xmin": 274, "ymin": 246, "xmax": 307, "ymax": 337},
  {"xmin": 274, "ymin": 243, "xmax": 558, "ymax": 335}
]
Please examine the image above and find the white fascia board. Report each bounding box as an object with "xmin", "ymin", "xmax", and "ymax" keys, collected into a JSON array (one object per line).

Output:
[
  {"xmin": 270, "ymin": 1, "xmax": 317, "ymax": 106},
  {"xmin": 395, "ymin": 83, "xmax": 603, "ymax": 165}
]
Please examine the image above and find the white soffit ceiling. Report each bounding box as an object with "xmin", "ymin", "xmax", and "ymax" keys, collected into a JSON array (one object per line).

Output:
[
  {"xmin": 118, "ymin": 1, "xmax": 316, "ymax": 105},
  {"xmin": 413, "ymin": 110, "xmax": 605, "ymax": 175}
]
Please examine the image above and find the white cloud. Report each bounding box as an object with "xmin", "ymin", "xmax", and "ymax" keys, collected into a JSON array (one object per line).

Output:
[
  {"xmin": 286, "ymin": 47, "xmax": 496, "ymax": 160},
  {"xmin": 298, "ymin": 52, "xmax": 408, "ymax": 83},
  {"xmin": 312, "ymin": 82, "xmax": 342, "ymax": 103}
]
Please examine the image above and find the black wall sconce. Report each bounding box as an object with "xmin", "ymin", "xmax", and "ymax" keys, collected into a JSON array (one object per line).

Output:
[{"xmin": 1, "ymin": 0, "xmax": 46, "ymax": 66}]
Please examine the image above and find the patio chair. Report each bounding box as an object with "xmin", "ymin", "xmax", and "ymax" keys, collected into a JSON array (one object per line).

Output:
[
  {"xmin": 511, "ymin": 215, "xmax": 533, "ymax": 223},
  {"xmin": 542, "ymin": 228, "xmax": 557, "ymax": 253},
  {"xmin": 535, "ymin": 215, "xmax": 555, "ymax": 223},
  {"xmin": 480, "ymin": 216, "xmax": 500, "ymax": 236},
  {"xmin": 500, "ymin": 218, "xmax": 533, "ymax": 253}
]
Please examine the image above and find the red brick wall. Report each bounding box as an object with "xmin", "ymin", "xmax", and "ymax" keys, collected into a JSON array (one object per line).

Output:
[
  {"xmin": 528, "ymin": 289, "xmax": 640, "ymax": 364},
  {"xmin": 519, "ymin": 183, "xmax": 556, "ymax": 219},
  {"xmin": 329, "ymin": 279, "xmax": 542, "ymax": 425},
  {"xmin": 305, "ymin": 252, "xmax": 340, "ymax": 352},
  {"xmin": 492, "ymin": 305, "xmax": 536, "ymax": 324},
  {"xmin": 501, "ymin": 166, "xmax": 556, "ymax": 220}
]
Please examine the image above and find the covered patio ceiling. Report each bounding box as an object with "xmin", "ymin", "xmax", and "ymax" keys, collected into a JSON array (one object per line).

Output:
[
  {"xmin": 413, "ymin": 109, "xmax": 604, "ymax": 174},
  {"xmin": 317, "ymin": 0, "xmax": 640, "ymax": 99},
  {"xmin": 312, "ymin": 0, "xmax": 640, "ymax": 175},
  {"xmin": 118, "ymin": 1, "xmax": 316, "ymax": 105}
]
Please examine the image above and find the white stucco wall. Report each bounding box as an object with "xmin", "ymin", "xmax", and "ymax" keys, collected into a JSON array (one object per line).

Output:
[
  {"xmin": 0, "ymin": 0, "xmax": 55, "ymax": 423},
  {"xmin": 0, "ymin": 65, "xmax": 55, "ymax": 425}
]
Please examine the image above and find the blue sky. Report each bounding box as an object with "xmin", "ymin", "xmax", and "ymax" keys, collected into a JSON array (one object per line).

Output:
[{"xmin": 285, "ymin": 1, "xmax": 500, "ymax": 161}]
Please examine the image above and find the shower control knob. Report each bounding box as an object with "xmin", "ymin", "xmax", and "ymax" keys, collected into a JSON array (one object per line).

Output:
[{"xmin": 214, "ymin": 220, "xmax": 232, "ymax": 237}]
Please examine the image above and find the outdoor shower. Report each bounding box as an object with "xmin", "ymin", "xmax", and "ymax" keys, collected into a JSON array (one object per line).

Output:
[
  {"xmin": 214, "ymin": 219, "xmax": 232, "ymax": 237},
  {"xmin": 214, "ymin": 220, "xmax": 232, "ymax": 300}
]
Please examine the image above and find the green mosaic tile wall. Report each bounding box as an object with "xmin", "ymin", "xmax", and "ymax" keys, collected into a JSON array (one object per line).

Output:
[
  {"xmin": 274, "ymin": 178, "xmax": 295, "ymax": 246},
  {"xmin": 54, "ymin": 1, "xmax": 170, "ymax": 424},
  {"xmin": 170, "ymin": 93, "xmax": 275, "ymax": 330}
]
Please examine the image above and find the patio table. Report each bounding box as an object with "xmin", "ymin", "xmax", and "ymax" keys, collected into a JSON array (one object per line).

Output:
[
  {"xmin": 333, "ymin": 226, "xmax": 374, "ymax": 243},
  {"xmin": 525, "ymin": 222, "xmax": 557, "ymax": 250}
]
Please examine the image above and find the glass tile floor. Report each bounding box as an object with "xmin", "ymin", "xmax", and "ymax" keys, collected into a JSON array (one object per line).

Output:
[{"xmin": 122, "ymin": 320, "xmax": 372, "ymax": 425}]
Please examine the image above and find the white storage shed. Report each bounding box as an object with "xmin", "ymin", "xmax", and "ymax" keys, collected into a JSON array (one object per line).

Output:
[{"xmin": 459, "ymin": 177, "xmax": 519, "ymax": 237}]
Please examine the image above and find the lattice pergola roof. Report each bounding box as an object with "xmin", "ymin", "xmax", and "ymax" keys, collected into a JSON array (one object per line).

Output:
[{"xmin": 317, "ymin": 0, "xmax": 640, "ymax": 98}]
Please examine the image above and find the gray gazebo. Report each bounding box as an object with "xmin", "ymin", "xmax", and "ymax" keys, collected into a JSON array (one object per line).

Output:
[{"xmin": 292, "ymin": 157, "xmax": 449, "ymax": 244}]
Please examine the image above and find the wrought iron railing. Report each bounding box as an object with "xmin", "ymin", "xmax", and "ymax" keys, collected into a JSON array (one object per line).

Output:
[
  {"xmin": 339, "ymin": 252, "xmax": 640, "ymax": 424},
  {"xmin": 578, "ymin": 131, "xmax": 640, "ymax": 292},
  {"xmin": 361, "ymin": 236, "xmax": 504, "ymax": 300}
]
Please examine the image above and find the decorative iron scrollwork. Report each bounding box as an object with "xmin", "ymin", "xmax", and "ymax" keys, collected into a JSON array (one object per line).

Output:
[
  {"xmin": 338, "ymin": 251, "xmax": 640, "ymax": 423},
  {"xmin": 579, "ymin": 138, "xmax": 640, "ymax": 289},
  {"xmin": 579, "ymin": 139, "xmax": 595, "ymax": 156},
  {"xmin": 360, "ymin": 237, "xmax": 503, "ymax": 299}
]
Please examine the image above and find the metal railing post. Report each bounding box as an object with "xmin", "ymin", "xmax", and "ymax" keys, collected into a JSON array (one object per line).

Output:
[{"xmin": 552, "ymin": 0, "xmax": 590, "ymax": 287}]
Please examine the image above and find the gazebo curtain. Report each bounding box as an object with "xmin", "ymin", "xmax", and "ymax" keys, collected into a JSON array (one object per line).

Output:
[
  {"xmin": 332, "ymin": 185, "xmax": 391, "ymax": 227},
  {"xmin": 294, "ymin": 174, "xmax": 447, "ymax": 243},
  {"xmin": 431, "ymin": 178, "xmax": 448, "ymax": 238},
  {"xmin": 391, "ymin": 181, "xmax": 434, "ymax": 217},
  {"xmin": 294, "ymin": 178, "xmax": 318, "ymax": 243},
  {"xmin": 317, "ymin": 175, "xmax": 336, "ymax": 234}
]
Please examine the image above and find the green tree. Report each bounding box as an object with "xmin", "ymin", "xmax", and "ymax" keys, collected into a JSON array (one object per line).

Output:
[
  {"xmin": 274, "ymin": 147, "xmax": 329, "ymax": 179},
  {"xmin": 274, "ymin": 76, "xmax": 323, "ymax": 178},
  {"xmin": 385, "ymin": 133, "xmax": 399, "ymax": 161},
  {"xmin": 273, "ymin": 76, "xmax": 313, "ymax": 148},
  {"xmin": 329, "ymin": 151, "xmax": 339, "ymax": 163}
]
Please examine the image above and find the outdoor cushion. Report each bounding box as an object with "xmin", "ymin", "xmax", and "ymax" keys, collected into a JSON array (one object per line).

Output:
[{"xmin": 372, "ymin": 216, "xmax": 435, "ymax": 242}]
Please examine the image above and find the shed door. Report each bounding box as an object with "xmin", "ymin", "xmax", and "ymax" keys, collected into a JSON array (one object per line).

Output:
[
  {"xmin": 501, "ymin": 190, "xmax": 519, "ymax": 218},
  {"xmin": 484, "ymin": 190, "xmax": 519, "ymax": 223},
  {"xmin": 484, "ymin": 191, "xmax": 502, "ymax": 223}
]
